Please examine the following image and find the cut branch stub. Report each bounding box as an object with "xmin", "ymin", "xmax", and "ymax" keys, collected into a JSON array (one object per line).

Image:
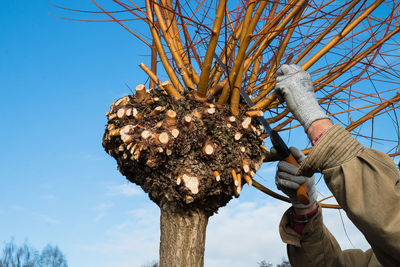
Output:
[
  {"xmin": 202, "ymin": 141, "xmax": 215, "ymax": 155},
  {"xmin": 164, "ymin": 109, "xmax": 177, "ymax": 128},
  {"xmin": 182, "ymin": 174, "xmax": 199, "ymax": 194},
  {"xmin": 171, "ymin": 128, "xmax": 180, "ymax": 138},
  {"xmin": 228, "ymin": 116, "xmax": 236, "ymax": 122},
  {"xmin": 204, "ymin": 107, "xmax": 216, "ymax": 115},
  {"xmin": 213, "ymin": 171, "xmax": 221, "ymax": 181},
  {"xmin": 242, "ymin": 117, "xmax": 252, "ymax": 129},
  {"xmin": 102, "ymin": 88, "xmax": 264, "ymax": 214},
  {"xmin": 246, "ymin": 110, "xmax": 263, "ymax": 117},
  {"xmin": 135, "ymin": 84, "xmax": 148, "ymax": 102},
  {"xmin": 244, "ymin": 174, "xmax": 253, "ymax": 186},
  {"xmin": 236, "ymin": 173, "xmax": 242, "ymax": 196},
  {"xmin": 158, "ymin": 132, "xmax": 170, "ymax": 145},
  {"xmin": 141, "ymin": 130, "xmax": 152, "ymax": 140},
  {"xmin": 183, "ymin": 115, "xmax": 192, "ymax": 127},
  {"xmin": 234, "ymin": 132, "xmax": 243, "ymax": 141},
  {"xmin": 117, "ymin": 108, "xmax": 126, "ymax": 119},
  {"xmin": 161, "ymin": 81, "xmax": 183, "ymax": 101},
  {"xmin": 151, "ymin": 106, "xmax": 166, "ymax": 116},
  {"xmin": 243, "ymin": 158, "xmax": 250, "ymax": 173}
]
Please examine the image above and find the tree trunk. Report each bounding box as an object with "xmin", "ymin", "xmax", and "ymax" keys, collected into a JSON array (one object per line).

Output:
[{"xmin": 159, "ymin": 201, "xmax": 210, "ymax": 267}]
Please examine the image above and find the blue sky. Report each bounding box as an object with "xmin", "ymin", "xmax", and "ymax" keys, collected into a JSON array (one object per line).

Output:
[{"xmin": 0, "ymin": 1, "xmax": 383, "ymax": 266}]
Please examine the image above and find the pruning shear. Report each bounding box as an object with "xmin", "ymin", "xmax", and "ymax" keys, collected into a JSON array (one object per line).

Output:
[{"xmin": 240, "ymin": 90, "xmax": 310, "ymax": 205}]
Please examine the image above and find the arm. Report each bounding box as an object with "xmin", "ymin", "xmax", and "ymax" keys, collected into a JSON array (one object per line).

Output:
[
  {"xmin": 299, "ymin": 124, "xmax": 400, "ymax": 266},
  {"xmin": 275, "ymin": 64, "xmax": 400, "ymax": 266},
  {"xmin": 280, "ymin": 206, "xmax": 379, "ymax": 267},
  {"xmin": 306, "ymin": 118, "xmax": 333, "ymax": 143},
  {"xmin": 275, "ymin": 147, "xmax": 380, "ymax": 267}
]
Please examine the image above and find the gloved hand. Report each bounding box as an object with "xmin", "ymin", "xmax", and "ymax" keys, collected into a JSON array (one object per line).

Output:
[
  {"xmin": 274, "ymin": 147, "xmax": 317, "ymax": 209},
  {"xmin": 275, "ymin": 64, "xmax": 328, "ymax": 131}
]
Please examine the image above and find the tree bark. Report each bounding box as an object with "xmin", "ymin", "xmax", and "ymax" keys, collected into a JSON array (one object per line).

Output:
[{"xmin": 159, "ymin": 201, "xmax": 210, "ymax": 267}]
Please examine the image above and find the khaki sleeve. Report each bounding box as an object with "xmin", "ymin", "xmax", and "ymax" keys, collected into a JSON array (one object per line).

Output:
[
  {"xmin": 280, "ymin": 207, "xmax": 378, "ymax": 266},
  {"xmin": 298, "ymin": 124, "xmax": 400, "ymax": 266}
]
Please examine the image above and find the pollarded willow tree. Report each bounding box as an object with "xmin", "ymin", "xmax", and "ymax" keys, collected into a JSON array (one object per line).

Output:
[{"xmin": 55, "ymin": 0, "xmax": 400, "ymax": 266}]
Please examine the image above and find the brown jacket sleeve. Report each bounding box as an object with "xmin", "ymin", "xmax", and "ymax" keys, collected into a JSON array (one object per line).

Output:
[
  {"xmin": 280, "ymin": 206, "xmax": 379, "ymax": 266},
  {"xmin": 279, "ymin": 124, "xmax": 400, "ymax": 266}
]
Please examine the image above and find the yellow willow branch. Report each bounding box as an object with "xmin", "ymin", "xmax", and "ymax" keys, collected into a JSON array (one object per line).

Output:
[
  {"xmin": 230, "ymin": 64, "xmax": 245, "ymax": 115},
  {"xmin": 207, "ymin": 78, "xmax": 227, "ymax": 99},
  {"xmin": 266, "ymin": 79, "xmax": 352, "ymax": 124},
  {"xmin": 246, "ymin": 0, "xmax": 341, "ymax": 71},
  {"xmin": 246, "ymin": 0, "xmax": 269, "ymax": 41},
  {"xmin": 145, "ymin": 0, "xmax": 184, "ymax": 92},
  {"xmin": 246, "ymin": 1, "xmax": 279, "ymax": 95},
  {"xmin": 389, "ymin": 151, "xmax": 400, "ymax": 157},
  {"xmin": 319, "ymin": 195, "xmax": 335, "ymax": 203},
  {"xmin": 319, "ymin": 203, "xmax": 341, "ymax": 209},
  {"xmin": 252, "ymin": 179, "xmax": 341, "ymax": 209},
  {"xmin": 330, "ymin": 100, "xmax": 400, "ymax": 117},
  {"xmin": 153, "ymin": 2, "xmax": 195, "ymax": 89},
  {"xmin": 274, "ymin": 121, "xmax": 302, "ymax": 132},
  {"xmin": 160, "ymin": 0, "xmax": 189, "ymax": 65},
  {"xmin": 176, "ymin": 2, "xmax": 202, "ymax": 77},
  {"xmin": 195, "ymin": 0, "xmax": 227, "ymax": 99},
  {"xmin": 161, "ymin": 0, "xmax": 200, "ymax": 85},
  {"xmin": 246, "ymin": 0, "xmax": 299, "ymax": 59},
  {"xmin": 217, "ymin": 1, "xmax": 264, "ymax": 106},
  {"xmin": 252, "ymin": 179, "xmax": 291, "ymax": 202},
  {"xmin": 246, "ymin": 55, "xmax": 261, "ymax": 94},
  {"xmin": 210, "ymin": 22, "xmax": 243, "ymax": 87},
  {"xmin": 274, "ymin": 2, "xmax": 306, "ymax": 67},
  {"xmin": 272, "ymin": 77, "xmax": 400, "ymax": 132},
  {"xmin": 243, "ymin": 0, "xmax": 307, "ymax": 82},
  {"xmin": 241, "ymin": 0, "xmax": 279, "ymax": 89},
  {"xmin": 266, "ymin": 0, "xmax": 279, "ymax": 23},
  {"xmin": 321, "ymin": 83, "xmax": 400, "ymax": 105},
  {"xmin": 150, "ymin": 39, "xmax": 157, "ymax": 89},
  {"xmin": 139, "ymin": 62, "xmax": 182, "ymax": 100},
  {"xmin": 90, "ymin": 0, "xmax": 151, "ymax": 47},
  {"xmin": 253, "ymin": 25, "xmax": 400, "ymax": 111},
  {"xmin": 270, "ymin": 90, "xmax": 396, "ymax": 125},
  {"xmin": 293, "ymin": 0, "xmax": 362, "ymax": 64},
  {"xmin": 255, "ymin": 54, "xmax": 284, "ymax": 101},
  {"xmin": 229, "ymin": 1, "xmax": 269, "ymax": 114},
  {"xmin": 266, "ymin": 109, "xmax": 290, "ymax": 124},
  {"xmin": 312, "ymin": 28, "xmax": 400, "ymax": 93},
  {"xmin": 266, "ymin": 73, "xmax": 359, "ymax": 124},
  {"xmin": 251, "ymin": 0, "xmax": 335, "ymax": 43},
  {"xmin": 302, "ymin": 0, "xmax": 384, "ymax": 70},
  {"xmin": 226, "ymin": 6, "xmax": 235, "ymax": 32},
  {"xmin": 346, "ymin": 92, "xmax": 400, "ymax": 132},
  {"xmin": 139, "ymin": 62, "xmax": 162, "ymax": 87},
  {"xmin": 254, "ymin": 2, "xmax": 306, "ymax": 102}
]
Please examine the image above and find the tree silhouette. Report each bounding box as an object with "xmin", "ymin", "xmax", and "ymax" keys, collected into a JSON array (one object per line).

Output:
[
  {"xmin": 258, "ymin": 258, "xmax": 290, "ymax": 267},
  {"xmin": 0, "ymin": 239, "xmax": 67, "ymax": 267}
]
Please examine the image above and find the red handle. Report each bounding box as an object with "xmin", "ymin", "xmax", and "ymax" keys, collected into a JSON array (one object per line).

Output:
[{"xmin": 284, "ymin": 153, "xmax": 310, "ymax": 205}]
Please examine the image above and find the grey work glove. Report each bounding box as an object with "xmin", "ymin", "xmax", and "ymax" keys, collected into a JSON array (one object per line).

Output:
[
  {"xmin": 275, "ymin": 64, "xmax": 328, "ymax": 131},
  {"xmin": 274, "ymin": 147, "xmax": 317, "ymax": 209}
]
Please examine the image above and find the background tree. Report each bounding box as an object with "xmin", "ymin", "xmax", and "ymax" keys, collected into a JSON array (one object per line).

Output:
[
  {"xmin": 38, "ymin": 245, "xmax": 68, "ymax": 267},
  {"xmin": 142, "ymin": 261, "xmax": 159, "ymax": 267},
  {"xmin": 276, "ymin": 259, "xmax": 291, "ymax": 267},
  {"xmin": 54, "ymin": 1, "xmax": 400, "ymax": 266},
  {"xmin": 258, "ymin": 260, "xmax": 273, "ymax": 267},
  {"xmin": 0, "ymin": 240, "xmax": 37, "ymax": 267},
  {"xmin": 258, "ymin": 258, "xmax": 290, "ymax": 267},
  {"xmin": 0, "ymin": 239, "xmax": 67, "ymax": 267}
]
